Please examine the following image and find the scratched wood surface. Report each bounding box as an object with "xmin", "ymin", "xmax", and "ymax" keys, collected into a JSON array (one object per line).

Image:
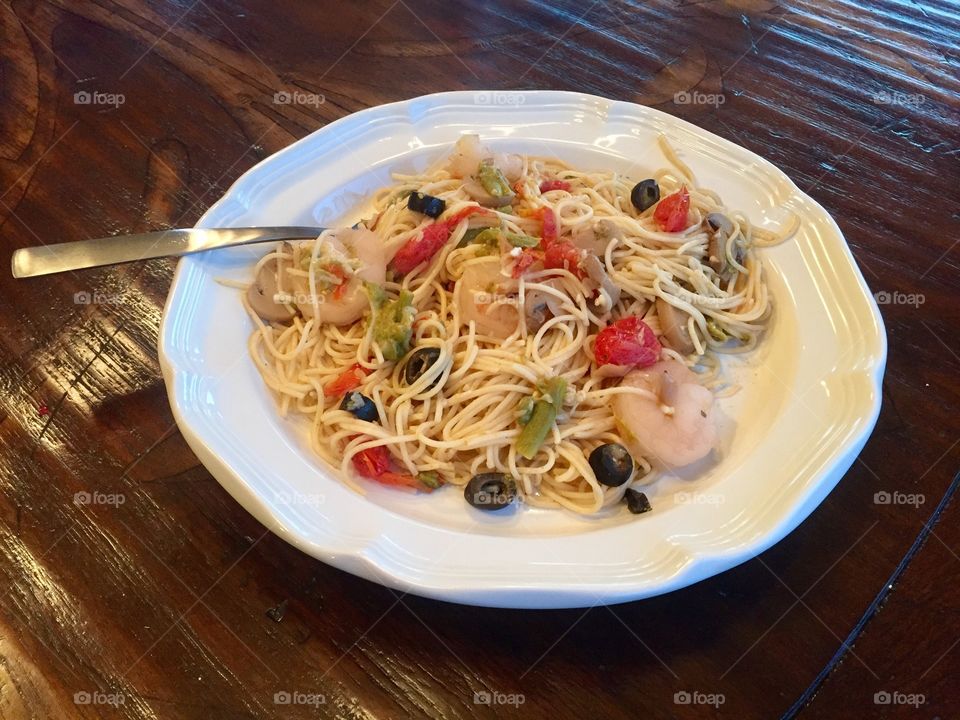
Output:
[{"xmin": 1, "ymin": 1, "xmax": 958, "ymax": 718}]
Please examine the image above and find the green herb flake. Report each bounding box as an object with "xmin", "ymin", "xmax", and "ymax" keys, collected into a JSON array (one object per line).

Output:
[
  {"xmin": 505, "ymin": 231, "xmax": 540, "ymax": 248},
  {"xmin": 417, "ymin": 471, "xmax": 442, "ymax": 490},
  {"xmin": 706, "ymin": 318, "xmax": 728, "ymax": 342},
  {"xmin": 477, "ymin": 160, "xmax": 512, "ymax": 198},
  {"xmin": 365, "ymin": 283, "xmax": 416, "ymax": 361},
  {"xmin": 516, "ymin": 377, "xmax": 568, "ymax": 459}
]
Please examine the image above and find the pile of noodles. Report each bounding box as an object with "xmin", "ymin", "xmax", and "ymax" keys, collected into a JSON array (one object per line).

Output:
[{"xmin": 242, "ymin": 138, "xmax": 797, "ymax": 515}]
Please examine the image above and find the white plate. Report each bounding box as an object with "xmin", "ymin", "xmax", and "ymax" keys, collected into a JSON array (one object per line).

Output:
[{"xmin": 158, "ymin": 91, "xmax": 886, "ymax": 608}]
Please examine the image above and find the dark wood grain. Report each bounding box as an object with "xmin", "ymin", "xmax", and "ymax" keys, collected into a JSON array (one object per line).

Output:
[{"xmin": 1, "ymin": 0, "xmax": 959, "ymax": 718}]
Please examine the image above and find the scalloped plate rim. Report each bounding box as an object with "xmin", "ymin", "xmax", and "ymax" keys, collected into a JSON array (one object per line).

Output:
[{"xmin": 158, "ymin": 90, "xmax": 886, "ymax": 608}]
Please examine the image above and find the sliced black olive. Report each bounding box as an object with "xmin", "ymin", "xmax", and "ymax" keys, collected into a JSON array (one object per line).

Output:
[
  {"xmin": 407, "ymin": 191, "xmax": 446, "ymax": 219},
  {"xmin": 404, "ymin": 347, "xmax": 442, "ymax": 386},
  {"xmin": 630, "ymin": 179, "xmax": 660, "ymax": 212},
  {"xmin": 589, "ymin": 443, "xmax": 634, "ymax": 487},
  {"xmin": 464, "ymin": 472, "xmax": 517, "ymax": 511},
  {"xmin": 625, "ymin": 489, "xmax": 652, "ymax": 515},
  {"xmin": 339, "ymin": 391, "xmax": 378, "ymax": 422}
]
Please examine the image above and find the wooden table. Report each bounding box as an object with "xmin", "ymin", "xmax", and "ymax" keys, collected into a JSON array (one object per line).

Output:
[{"xmin": 2, "ymin": 1, "xmax": 958, "ymax": 717}]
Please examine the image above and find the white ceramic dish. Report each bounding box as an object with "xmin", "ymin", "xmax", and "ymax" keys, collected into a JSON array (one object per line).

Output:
[{"xmin": 158, "ymin": 91, "xmax": 886, "ymax": 609}]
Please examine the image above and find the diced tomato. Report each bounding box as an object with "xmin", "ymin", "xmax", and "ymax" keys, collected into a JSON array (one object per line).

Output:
[
  {"xmin": 543, "ymin": 242, "xmax": 584, "ymax": 277},
  {"xmin": 390, "ymin": 206, "xmax": 492, "ymax": 275},
  {"xmin": 539, "ymin": 180, "xmax": 571, "ymax": 193},
  {"xmin": 594, "ymin": 316, "xmax": 662, "ymax": 368},
  {"xmin": 319, "ymin": 262, "xmax": 349, "ymax": 300},
  {"xmin": 654, "ymin": 187, "xmax": 690, "ymax": 232},
  {"xmin": 350, "ymin": 440, "xmax": 439, "ymax": 492},
  {"xmin": 391, "ymin": 222, "xmax": 451, "ymax": 275},
  {"xmin": 538, "ymin": 207, "xmax": 559, "ymax": 244},
  {"xmin": 512, "ymin": 248, "xmax": 543, "ymax": 278},
  {"xmin": 536, "ymin": 207, "xmax": 583, "ymax": 277},
  {"xmin": 352, "ymin": 444, "xmax": 391, "ymax": 479},
  {"xmin": 323, "ymin": 363, "xmax": 368, "ymax": 396}
]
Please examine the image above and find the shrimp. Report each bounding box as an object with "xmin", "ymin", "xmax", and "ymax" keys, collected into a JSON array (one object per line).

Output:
[
  {"xmin": 493, "ymin": 151, "xmax": 523, "ymax": 183},
  {"xmin": 448, "ymin": 134, "xmax": 485, "ymax": 179},
  {"xmin": 455, "ymin": 255, "xmax": 520, "ymax": 339},
  {"xmin": 248, "ymin": 228, "xmax": 385, "ymax": 326},
  {"xmin": 246, "ymin": 252, "xmax": 296, "ymax": 322},
  {"xmin": 296, "ymin": 228, "xmax": 385, "ymax": 325},
  {"xmin": 448, "ymin": 134, "xmax": 523, "ymax": 182},
  {"xmin": 613, "ymin": 359, "xmax": 716, "ymax": 468}
]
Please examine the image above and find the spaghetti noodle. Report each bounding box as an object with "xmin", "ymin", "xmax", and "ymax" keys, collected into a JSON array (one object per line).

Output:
[{"xmin": 241, "ymin": 135, "xmax": 796, "ymax": 515}]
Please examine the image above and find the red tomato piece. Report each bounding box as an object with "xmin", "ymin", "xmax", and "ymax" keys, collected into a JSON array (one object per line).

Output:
[
  {"xmin": 390, "ymin": 207, "xmax": 492, "ymax": 275},
  {"xmin": 390, "ymin": 222, "xmax": 451, "ymax": 275},
  {"xmin": 323, "ymin": 363, "xmax": 368, "ymax": 396},
  {"xmin": 536, "ymin": 206, "xmax": 584, "ymax": 278},
  {"xmin": 539, "ymin": 180, "xmax": 571, "ymax": 193},
  {"xmin": 351, "ymin": 444, "xmax": 391, "ymax": 479},
  {"xmin": 512, "ymin": 248, "xmax": 543, "ymax": 278},
  {"xmin": 543, "ymin": 241, "xmax": 585, "ymax": 277},
  {"xmin": 653, "ymin": 187, "xmax": 690, "ymax": 232},
  {"xmin": 319, "ymin": 262, "xmax": 349, "ymax": 300},
  {"xmin": 539, "ymin": 207, "xmax": 559, "ymax": 244},
  {"xmin": 350, "ymin": 443, "xmax": 437, "ymax": 492},
  {"xmin": 594, "ymin": 316, "xmax": 662, "ymax": 368}
]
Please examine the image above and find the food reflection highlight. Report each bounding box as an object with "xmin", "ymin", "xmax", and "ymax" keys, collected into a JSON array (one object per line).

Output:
[{"xmin": 241, "ymin": 135, "xmax": 797, "ymax": 516}]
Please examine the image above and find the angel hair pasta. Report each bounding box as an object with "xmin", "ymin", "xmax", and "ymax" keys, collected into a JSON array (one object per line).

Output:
[{"xmin": 241, "ymin": 134, "xmax": 797, "ymax": 516}]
